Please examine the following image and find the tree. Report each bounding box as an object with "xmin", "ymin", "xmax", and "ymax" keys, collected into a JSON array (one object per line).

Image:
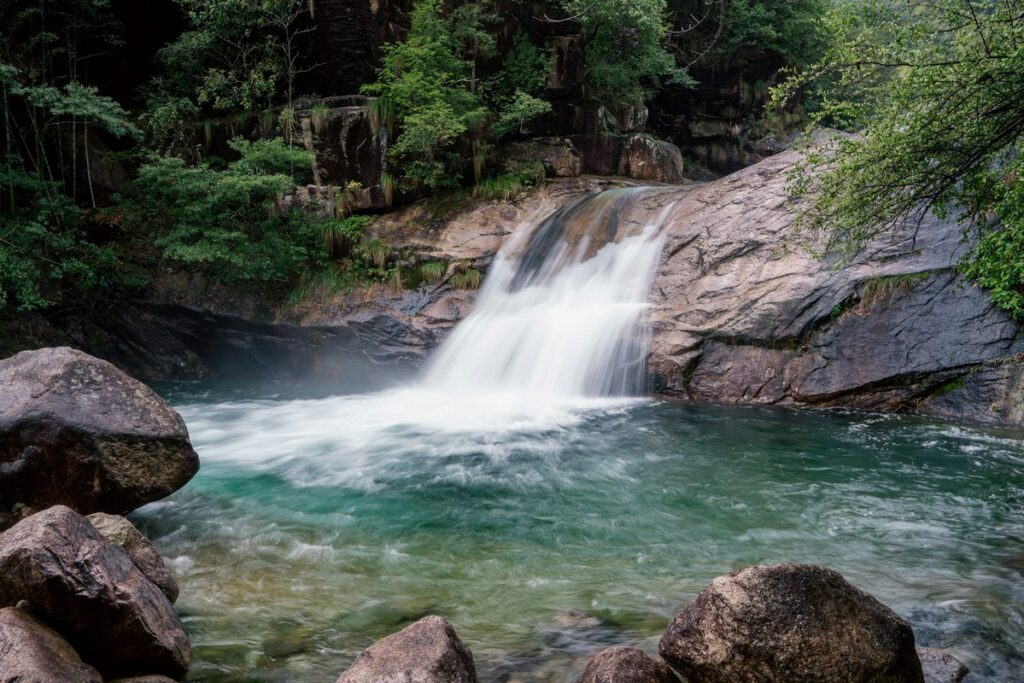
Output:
[
  {"xmin": 362, "ymin": 0, "xmax": 488, "ymax": 189},
  {"xmin": 775, "ymin": 0, "xmax": 1024, "ymax": 315},
  {"xmin": 0, "ymin": 0, "xmax": 141, "ymax": 312},
  {"xmin": 156, "ymin": 0, "xmax": 315, "ymax": 113},
  {"xmin": 561, "ymin": 0, "xmax": 680, "ymax": 109},
  {"xmin": 133, "ymin": 138, "xmax": 318, "ymax": 286}
]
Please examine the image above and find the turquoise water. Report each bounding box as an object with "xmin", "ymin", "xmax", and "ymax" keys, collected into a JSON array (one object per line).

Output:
[{"xmin": 137, "ymin": 383, "xmax": 1024, "ymax": 682}]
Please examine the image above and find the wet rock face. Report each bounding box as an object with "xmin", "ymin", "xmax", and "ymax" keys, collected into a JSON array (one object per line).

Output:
[
  {"xmin": 0, "ymin": 506, "xmax": 191, "ymax": 680},
  {"xmin": 304, "ymin": 0, "xmax": 411, "ymax": 97},
  {"xmin": 568, "ymin": 133, "xmax": 686, "ymax": 183},
  {"xmin": 0, "ymin": 347, "xmax": 199, "ymax": 515},
  {"xmin": 576, "ymin": 646, "xmax": 676, "ymax": 683},
  {"xmin": 0, "ymin": 606, "xmax": 103, "ymax": 683},
  {"xmin": 658, "ymin": 563, "xmax": 924, "ymax": 683},
  {"xmin": 87, "ymin": 513, "xmax": 179, "ymax": 603},
  {"xmin": 646, "ymin": 142, "xmax": 1024, "ymax": 427},
  {"xmin": 336, "ymin": 615, "xmax": 478, "ymax": 683}
]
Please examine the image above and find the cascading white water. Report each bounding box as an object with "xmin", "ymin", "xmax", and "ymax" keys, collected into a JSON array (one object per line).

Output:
[
  {"xmin": 174, "ymin": 188, "xmax": 675, "ymax": 479},
  {"xmin": 424, "ymin": 188, "xmax": 674, "ymax": 397}
]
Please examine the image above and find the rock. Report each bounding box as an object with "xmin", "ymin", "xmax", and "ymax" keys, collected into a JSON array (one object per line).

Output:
[
  {"xmin": 0, "ymin": 506, "xmax": 191, "ymax": 680},
  {"xmin": 658, "ymin": 563, "xmax": 924, "ymax": 683},
  {"xmin": 0, "ymin": 606, "xmax": 103, "ymax": 683},
  {"xmin": 576, "ymin": 646, "xmax": 676, "ymax": 683},
  {"xmin": 0, "ymin": 346, "xmax": 200, "ymax": 514},
  {"xmin": 617, "ymin": 134, "xmax": 685, "ymax": 183},
  {"xmin": 336, "ymin": 615, "xmax": 478, "ymax": 683},
  {"xmin": 262, "ymin": 632, "xmax": 308, "ymax": 658},
  {"xmin": 506, "ymin": 138, "xmax": 582, "ymax": 178},
  {"xmin": 106, "ymin": 677, "xmax": 178, "ymax": 683},
  {"xmin": 646, "ymin": 140, "xmax": 1024, "ymax": 427},
  {"xmin": 917, "ymin": 647, "xmax": 968, "ymax": 683},
  {"xmin": 87, "ymin": 513, "xmax": 179, "ymax": 603}
]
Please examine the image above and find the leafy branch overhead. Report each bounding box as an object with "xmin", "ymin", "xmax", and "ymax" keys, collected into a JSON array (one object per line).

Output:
[{"xmin": 775, "ymin": 0, "xmax": 1024, "ymax": 315}]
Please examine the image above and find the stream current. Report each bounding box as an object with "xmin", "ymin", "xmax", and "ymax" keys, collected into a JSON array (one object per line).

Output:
[{"xmin": 136, "ymin": 190, "xmax": 1024, "ymax": 681}]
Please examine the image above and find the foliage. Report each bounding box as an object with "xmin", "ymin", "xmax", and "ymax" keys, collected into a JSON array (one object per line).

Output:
[
  {"xmin": 310, "ymin": 102, "xmax": 330, "ymax": 135},
  {"xmin": 362, "ymin": 0, "xmax": 488, "ymax": 189},
  {"xmin": 563, "ymin": 0, "xmax": 679, "ymax": 108},
  {"xmin": 857, "ymin": 272, "xmax": 931, "ymax": 307},
  {"xmin": 668, "ymin": 0, "xmax": 829, "ymax": 70},
  {"xmin": 0, "ymin": 0, "xmax": 143, "ymax": 311},
  {"xmin": 492, "ymin": 32, "xmax": 550, "ymax": 98},
  {"xmin": 418, "ymin": 261, "xmax": 448, "ymax": 284},
  {"xmin": 132, "ymin": 138, "xmax": 317, "ymax": 286},
  {"xmin": 492, "ymin": 90, "xmax": 552, "ymax": 140},
  {"xmin": 159, "ymin": 0, "xmax": 315, "ymax": 114},
  {"xmin": 450, "ymin": 267, "xmax": 482, "ymax": 289},
  {"xmin": 962, "ymin": 156, "xmax": 1024, "ymax": 317},
  {"xmin": 474, "ymin": 160, "xmax": 546, "ymax": 201},
  {"xmin": 775, "ymin": 0, "xmax": 1024, "ymax": 317}
]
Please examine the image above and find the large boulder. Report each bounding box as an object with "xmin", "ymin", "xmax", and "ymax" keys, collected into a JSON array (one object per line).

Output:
[
  {"xmin": 617, "ymin": 134, "xmax": 685, "ymax": 183},
  {"xmin": 87, "ymin": 512, "xmax": 179, "ymax": 603},
  {"xmin": 0, "ymin": 606, "xmax": 102, "ymax": 683},
  {"xmin": 917, "ymin": 647, "xmax": 968, "ymax": 683},
  {"xmin": 336, "ymin": 615, "xmax": 478, "ymax": 683},
  {"xmin": 0, "ymin": 347, "xmax": 199, "ymax": 514},
  {"xmin": 658, "ymin": 564, "xmax": 924, "ymax": 683},
  {"xmin": 0, "ymin": 506, "xmax": 191, "ymax": 680},
  {"xmin": 644, "ymin": 140, "xmax": 1024, "ymax": 427},
  {"xmin": 576, "ymin": 646, "xmax": 677, "ymax": 683}
]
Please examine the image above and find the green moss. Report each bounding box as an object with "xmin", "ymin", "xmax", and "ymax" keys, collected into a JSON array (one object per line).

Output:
[
  {"xmin": 857, "ymin": 272, "xmax": 931, "ymax": 306},
  {"xmin": 450, "ymin": 268, "xmax": 482, "ymax": 289}
]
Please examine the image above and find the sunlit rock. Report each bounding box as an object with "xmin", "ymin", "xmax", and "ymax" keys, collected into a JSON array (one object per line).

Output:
[
  {"xmin": 917, "ymin": 647, "xmax": 968, "ymax": 683},
  {"xmin": 335, "ymin": 615, "xmax": 477, "ymax": 683},
  {"xmin": 87, "ymin": 512, "xmax": 179, "ymax": 603},
  {"xmin": 658, "ymin": 563, "xmax": 924, "ymax": 683},
  {"xmin": 575, "ymin": 646, "xmax": 676, "ymax": 683}
]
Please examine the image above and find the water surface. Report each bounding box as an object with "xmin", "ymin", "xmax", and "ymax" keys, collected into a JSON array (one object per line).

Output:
[{"xmin": 137, "ymin": 384, "xmax": 1024, "ymax": 682}]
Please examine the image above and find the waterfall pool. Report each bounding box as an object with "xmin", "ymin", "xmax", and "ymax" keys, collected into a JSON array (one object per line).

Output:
[{"xmin": 136, "ymin": 384, "xmax": 1024, "ymax": 682}]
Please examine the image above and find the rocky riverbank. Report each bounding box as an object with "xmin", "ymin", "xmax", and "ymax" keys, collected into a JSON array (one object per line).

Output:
[
  {"xmin": 0, "ymin": 348, "xmax": 197, "ymax": 681},
  {"xmin": 0, "ymin": 347, "xmax": 979, "ymax": 682},
  {"xmin": 327, "ymin": 563, "xmax": 967, "ymax": 683},
  {"xmin": 3, "ymin": 137, "xmax": 1022, "ymax": 428}
]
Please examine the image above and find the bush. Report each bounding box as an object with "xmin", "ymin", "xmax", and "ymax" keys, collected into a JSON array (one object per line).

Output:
[{"xmin": 132, "ymin": 138, "xmax": 317, "ymax": 287}]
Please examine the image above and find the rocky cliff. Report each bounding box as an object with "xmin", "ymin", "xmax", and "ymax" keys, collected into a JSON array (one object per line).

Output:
[{"xmin": 644, "ymin": 147, "xmax": 1024, "ymax": 427}]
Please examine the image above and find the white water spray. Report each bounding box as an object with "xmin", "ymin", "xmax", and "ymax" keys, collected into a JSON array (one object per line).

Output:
[
  {"xmin": 174, "ymin": 188, "xmax": 676, "ymax": 480},
  {"xmin": 424, "ymin": 188, "xmax": 674, "ymax": 397}
]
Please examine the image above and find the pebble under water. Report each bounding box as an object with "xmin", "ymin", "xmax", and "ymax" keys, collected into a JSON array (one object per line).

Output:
[{"xmin": 135, "ymin": 383, "xmax": 1024, "ymax": 682}]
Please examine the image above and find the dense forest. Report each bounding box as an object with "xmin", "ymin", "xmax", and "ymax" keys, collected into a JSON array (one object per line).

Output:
[{"xmin": 1, "ymin": 0, "xmax": 1022, "ymax": 317}]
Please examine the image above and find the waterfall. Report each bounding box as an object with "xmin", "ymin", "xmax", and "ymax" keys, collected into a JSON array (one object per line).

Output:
[{"xmin": 423, "ymin": 188, "xmax": 674, "ymax": 398}]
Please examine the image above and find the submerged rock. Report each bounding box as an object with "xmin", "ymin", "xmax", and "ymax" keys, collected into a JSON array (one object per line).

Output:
[
  {"xmin": 917, "ymin": 647, "xmax": 968, "ymax": 683},
  {"xmin": 335, "ymin": 615, "xmax": 478, "ymax": 683},
  {"xmin": 0, "ymin": 347, "xmax": 199, "ymax": 514},
  {"xmin": 576, "ymin": 646, "xmax": 676, "ymax": 683},
  {"xmin": 0, "ymin": 506, "xmax": 191, "ymax": 680},
  {"xmin": 0, "ymin": 606, "xmax": 102, "ymax": 683},
  {"xmin": 658, "ymin": 563, "xmax": 923, "ymax": 683},
  {"xmin": 87, "ymin": 512, "xmax": 179, "ymax": 603}
]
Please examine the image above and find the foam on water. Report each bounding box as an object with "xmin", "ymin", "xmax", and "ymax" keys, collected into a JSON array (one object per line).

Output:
[{"xmin": 425, "ymin": 188, "xmax": 673, "ymax": 397}]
